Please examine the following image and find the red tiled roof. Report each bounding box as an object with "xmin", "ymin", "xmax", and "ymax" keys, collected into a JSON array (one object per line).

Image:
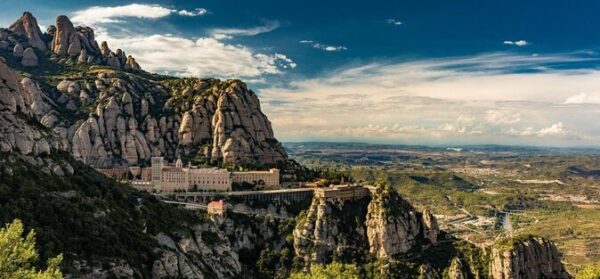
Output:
[{"xmin": 208, "ymin": 200, "xmax": 224, "ymax": 207}]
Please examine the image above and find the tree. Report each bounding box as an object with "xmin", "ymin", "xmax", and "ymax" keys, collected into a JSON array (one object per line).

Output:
[
  {"xmin": 289, "ymin": 262, "xmax": 361, "ymax": 279},
  {"xmin": 0, "ymin": 219, "xmax": 63, "ymax": 279}
]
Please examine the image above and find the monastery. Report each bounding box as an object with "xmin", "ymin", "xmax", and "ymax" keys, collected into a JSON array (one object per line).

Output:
[{"xmin": 150, "ymin": 157, "xmax": 280, "ymax": 192}]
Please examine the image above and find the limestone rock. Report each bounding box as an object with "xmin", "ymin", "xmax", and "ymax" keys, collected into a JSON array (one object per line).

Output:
[
  {"xmin": 489, "ymin": 235, "xmax": 570, "ymax": 279},
  {"xmin": 21, "ymin": 47, "xmax": 38, "ymax": 67},
  {"xmin": 422, "ymin": 208, "xmax": 439, "ymax": 245},
  {"xmin": 365, "ymin": 186, "xmax": 422, "ymax": 258},
  {"xmin": 13, "ymin": 43, "xmax": 24, "ymax": 57},
  {"xmin": 51, "ymin": 15, "xmax": 78, "ymax": 56},
  {"xmin": 9, "ymin": 12, "xmax": 47, "ymax": 51},
  {"xmin": 293, "ymin": 196, "xmax": 370, "ymax": 265},
  {"xmin": 447, "ymin": 257, "xmax": 468, "ymax": 279}
]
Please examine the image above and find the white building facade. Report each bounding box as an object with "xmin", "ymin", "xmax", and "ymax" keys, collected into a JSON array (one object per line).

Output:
[{"xmin": 150, "ymin": 157, "xmax": 279, "ymax": 192}]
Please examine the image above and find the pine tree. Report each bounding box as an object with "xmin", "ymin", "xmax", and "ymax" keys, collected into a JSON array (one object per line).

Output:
[{"xmin": 0, "ymin": 219, "xmax": 63, "ymax": 279}]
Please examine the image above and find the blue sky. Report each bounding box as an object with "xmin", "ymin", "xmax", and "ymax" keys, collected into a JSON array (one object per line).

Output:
[{"xmin": 3, "ymin": 0, "xmax": 600, "ymax": 147}]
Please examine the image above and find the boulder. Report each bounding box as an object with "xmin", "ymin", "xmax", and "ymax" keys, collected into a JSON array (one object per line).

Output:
[
  {"xmin": 21, "ymin": 47, "xmax": 38, "ymax": 67},
  {"xmin": 13, "ymin": 43, "xmax": 24, "ymax": 57}
]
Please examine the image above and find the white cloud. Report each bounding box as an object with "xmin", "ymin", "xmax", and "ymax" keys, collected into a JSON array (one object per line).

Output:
[
  {"xmin": 71, "ymin": 4, "xmax": 209, "ymax": 25},
  {"xmin": 210, "ymin": 21, "xmax": 280, "ymax": 39},
  {"xmin": 300, "ymin": 40, "xmax": 347, "ymax": 52},
  {"xmin": 564, "ymin": 92, "xmax": 600, "ymax": 104},
  {"xmin": 486, "ymin": 109, "xmax": 521, "ymax": 124},
  {"xmin": 177, "ymin": 8, "xmax": 208, "ymax": 17},
  {"xmin": 260, "ymin": 52, "xmax": 600, "ymax": 146},
  {"xmin": 71, "ymin": 4, "xmax": 292, "ymax": 79},
  {"xmin": 507, "ymin": 122, "xmax": 583, "ymax": 139},
  {"xmin": 386, "ymin": 19, "xmax": 403, "ymax": 26},
  {"xmin": 72, "ymin": 4, "xmax": 174, "ymax": 25},
  {"xmin": 503, "ymin": 40, "xmax": 530, "ymax": 47},
  {"xmin": 97, "ymin": 33, "xmax": 295, "ymax": 78}
]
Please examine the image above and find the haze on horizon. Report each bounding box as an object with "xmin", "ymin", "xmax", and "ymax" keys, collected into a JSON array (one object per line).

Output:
[{"xmin": 2, "ymin": 0, "xmax": 600, "ymax": 147}]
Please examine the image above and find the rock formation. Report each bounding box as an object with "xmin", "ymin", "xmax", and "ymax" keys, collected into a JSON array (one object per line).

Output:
[
  {"xmin": 365, "ymin": 185, "xmax": 438, "ymax": 259},
  {"xmin": 294, "ymin": 186, "xmax": 442, "ymax": 268},
  {"xmin": 21, "ymin": 47, "xmax": 38, "ymax": 66},
  {"xmin": 489, "ymin": 235, "xmax": 570, "ymax": 279},
  {"xmin": 51, "ymin": 15, "xmax": 80, "ymax": 56},
  {"xmin": 0, "ymin": 12, "xmax": 286, "ymax": 167},
  {"xmin": 13, "ymin": 43, "xmax": 24, "ymax": 57},
  {"xmin": 422, "ymin": 208, "xmax": 440, "ymax": 245},
  {"xmin": 447, "ymin": 257, "xmax": 468, "ymax": 279},
  {"xmin": 0, "ymin": 58, "xmax": 58, "ymax": 156},
  {"xmin": 293, "ymin": 196, "xmax": 370, "ymax": 265},
  {"xmin": 9, "ymin": 12, "xmax": 47, "ymax": 51}
]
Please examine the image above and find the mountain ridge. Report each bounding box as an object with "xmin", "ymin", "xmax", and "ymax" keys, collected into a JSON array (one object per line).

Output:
[{"xmin": 0, "ymin": 12, "xmax": 287, "ymax": 167}]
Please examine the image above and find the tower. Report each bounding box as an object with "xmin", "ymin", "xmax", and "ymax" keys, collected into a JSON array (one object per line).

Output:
[
  {"xmin": 175, "ymin": 156, "xmax": 183, "ymax": 168},
  {"xmin": 151, "ymin": 157, "xmax": 164, "ymax": 191}
]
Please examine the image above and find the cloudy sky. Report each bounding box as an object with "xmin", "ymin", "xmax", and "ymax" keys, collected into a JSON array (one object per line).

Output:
[{"xmin": 2, "ymin": 0, "xmax": 600, "ymax": 147}]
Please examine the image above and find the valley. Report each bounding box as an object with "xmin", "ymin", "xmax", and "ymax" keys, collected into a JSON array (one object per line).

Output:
[{"xmin": 286, "ymin": 142, "xmax": 600, "ymax": 273}]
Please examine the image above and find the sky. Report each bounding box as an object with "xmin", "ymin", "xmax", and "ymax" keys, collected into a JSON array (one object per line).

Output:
[{"xmin": 2, "ymin": 0, "xmax": 600, "ymax": 147}]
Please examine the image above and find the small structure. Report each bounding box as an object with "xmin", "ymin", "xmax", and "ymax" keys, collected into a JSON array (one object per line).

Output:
[
  {"xmin": 232, "ymin": 168, "xmax": 280, "ymax": 187},
  {"xmin": 207, "ymin": 200, "xmax": 227, "ymax": 216},
  {"xmin": 313, "ymin": 184, "xmax": 371, "ymax": 202}
]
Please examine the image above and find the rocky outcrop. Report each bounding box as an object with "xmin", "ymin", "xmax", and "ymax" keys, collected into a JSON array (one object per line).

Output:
[
  {"xmin": 293, "ymin": 196, "xmax": 370, "ymax": 265},
  {"xmin": 422, "ymin": 208, "xmax": 439, "ymax": 245},
  {"xmin": 0, "ymin": 58, "xmax": 59, "ymax": 156},
  {"xmin": 13, "ymin": 43, "xmax": 24, "ymax": 57},
  {"xmin": 40, "ymin": 73, "xmax": 286, "ymax": 167},
  {"xmin": 365, "ymin": 186, "xmax": 438, "ymax": 259},
  {"xmin": 489, "ymin": 235, "xmax": 570, "ymax": 279},
  {"xmin": 9, "ymin": 12, "xmax": 47, "ymax": 51},
  {"xmin": 21, "ymin": 47, "xmax": 38, "ymax": 66},
  {"xmin": 1, "ymin": 13, "xmax": 286, "ymax": 166},
  {"xmin": 447, "ymin": 257, "xmax": 468, "ymax": 279},
  {"xmin": 151, "ymin": 225, "xmax": 241, "ymax": 279},
  {"xmin": 51, "ymin": 15, "xmax": 80, "ymax": 56}
]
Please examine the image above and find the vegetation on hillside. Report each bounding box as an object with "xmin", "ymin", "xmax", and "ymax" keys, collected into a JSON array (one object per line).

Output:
[
  {"xmin": 0, "ymin": 219, "xmax": 63, "ymax": 279},
  {"xmin": 0, "ymin": 151, "xmax": 206, "ymax": 276}
]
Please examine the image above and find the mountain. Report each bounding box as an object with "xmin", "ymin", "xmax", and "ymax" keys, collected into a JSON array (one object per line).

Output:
[
  {"xmin": 0, "ymin": 11, "xmax": 572, "ymax": 279},
  {"xmin": 1, "ymin": 12, "xmax": 286, "ymax": 168}
]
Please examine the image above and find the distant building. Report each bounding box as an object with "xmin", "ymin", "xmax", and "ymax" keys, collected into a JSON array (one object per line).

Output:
[
  {"xmin": 232, "ymin": 169, "xmax": 280, "ymax": 187},
  {"xmin": 313, "ymin": 184, "xmax": 371, "ymax": 202},
  {"xmin": 207, "ymin": 200, "xmax": 228, "ymax": 215},
  {"xmin": 147, "ymin": 157, "xmax": 279, "ymax": 193}
]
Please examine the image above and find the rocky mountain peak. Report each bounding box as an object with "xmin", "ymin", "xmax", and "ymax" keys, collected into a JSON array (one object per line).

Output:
[
  {"xmin": 0, "ymin": 12, "xmax": 142, "ymax": 70},
  {"xmin": 52, "ymin": 15, "xmax": 79, "ymax": 56},
  {"xmin": 9, "ymin": 11, "xmax": 47, "ymax": 52}
]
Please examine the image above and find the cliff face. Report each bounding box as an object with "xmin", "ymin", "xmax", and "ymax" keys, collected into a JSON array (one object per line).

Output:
[
  {"xmin": 293, "ymin": 187, "xmax": 441, "ymax": 268},
  {"xmin": 365, "ymin": 186, "xmax": 439, "ymax": 259},
  {"xmin": 293, "ymin": 197, "xmax": 371, "ymax": 265},
  {"xmin": 0, "ymin": 58, "xmax": 60, "ymax": 158},
  {"xmin": 489, "ymin": 235, "xmax": 570, "ymax": 279},
  {"xmin": 0, "ymin": 13, "xmax": 286, "ymax": 167}
]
